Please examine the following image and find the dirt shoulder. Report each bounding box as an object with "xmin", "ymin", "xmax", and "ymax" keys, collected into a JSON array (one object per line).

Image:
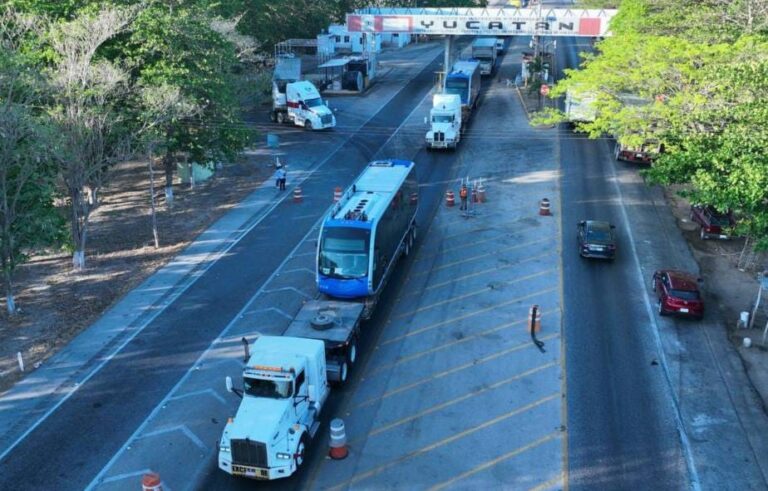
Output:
[{"xmin": 0, "ymin": 155, "xmax": 273, "ymax": 394}]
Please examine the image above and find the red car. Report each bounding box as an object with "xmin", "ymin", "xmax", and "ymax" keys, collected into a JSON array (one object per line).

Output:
[{"xmin": 652, "ymin": 270, "xmax": 704, "ymax": 319}]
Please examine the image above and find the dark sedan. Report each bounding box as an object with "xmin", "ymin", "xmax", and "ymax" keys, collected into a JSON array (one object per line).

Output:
[{"xmin": 577, "ymin": 220, "xmax": 617, "ymax": 259}]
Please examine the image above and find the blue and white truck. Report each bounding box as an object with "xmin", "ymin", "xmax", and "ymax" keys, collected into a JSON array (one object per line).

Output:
[
  {"xmin": 219, "ymin": 160, "xmax": 418, "ymax": 481},
  {"xmin": 444, "ymin": 59, "xmax": 482, "ymax": 124}
]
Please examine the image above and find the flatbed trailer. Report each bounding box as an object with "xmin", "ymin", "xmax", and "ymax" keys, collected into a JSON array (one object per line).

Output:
[{"xmin": 284, "ymin": 300, "xmax": 364, "ymax": 385}]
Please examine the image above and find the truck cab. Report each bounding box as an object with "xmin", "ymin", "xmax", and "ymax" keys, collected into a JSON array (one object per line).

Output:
[
  {"xmin": 218, "ymin": 336, "xmax": 330, "ymax": 480},
  {"xmin": 286, "ymin": 81, "xmax": 336, "ymax": 130},
  {"xmin": 425, "ymin": 93, "xmax": 462, "ymax": 150}
]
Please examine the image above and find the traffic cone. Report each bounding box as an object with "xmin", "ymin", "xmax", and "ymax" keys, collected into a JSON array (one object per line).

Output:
[{"xmin": 293, "ymin": 187, "xmax": 303, "ymax": 203}]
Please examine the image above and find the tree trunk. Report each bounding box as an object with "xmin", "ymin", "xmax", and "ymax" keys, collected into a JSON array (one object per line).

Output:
[
  {"xmin": 69, "ymin": 186, "xmax": 88, "ymax": 270},
  {"xmin": 163, "ymin": 151, "xmax": 174, "ymax": 208},
  {"xmin": 149, "ymin": 154, "xmax": 160, "ymax": 249},
  {"xmin": 3, "ymin": 266, "xmax": 16, "ymax": 315}
]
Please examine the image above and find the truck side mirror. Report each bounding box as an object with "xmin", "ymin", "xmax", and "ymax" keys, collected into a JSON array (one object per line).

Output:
[
  {"xmin": 226, "ymin": 376, "xmax": 243, "ymax": 399},
  {"xmin": 423, "ymin": 116, "xmax": 428, "ymax": 125}
]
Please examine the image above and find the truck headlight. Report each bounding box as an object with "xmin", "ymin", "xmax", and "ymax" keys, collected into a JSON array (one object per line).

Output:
[
  {"xmin": 276, "ymin": 452, "xmax": 292, "ymax": 460},
  {"xmin": 219, "ymin": 444, "xmax": 230, "ymax": 453}
]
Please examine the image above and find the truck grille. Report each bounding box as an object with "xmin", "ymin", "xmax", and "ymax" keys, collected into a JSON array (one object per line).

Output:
[
  {"xmin": 231, "ymin": 439, "xmax": 267, "ymax": 468},
  {"xmin": 435, "ymin": 132, "xmax": 444, "ymax": 142},
  {"xmin": 321, "ymin": 114, "xmax": 333, "ymax": 125}
]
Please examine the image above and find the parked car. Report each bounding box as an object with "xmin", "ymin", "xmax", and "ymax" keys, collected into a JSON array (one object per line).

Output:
[
  {"xmin": 652, "ymin": 270, "xmax": 704, "ymax": 319},
  {"xmin": 577, "ymin": 220, "xmax": 616, "ymax": 259},
  {"xmin": 690, "ymin": 205, "xmax": 735, "ymax": 240}
]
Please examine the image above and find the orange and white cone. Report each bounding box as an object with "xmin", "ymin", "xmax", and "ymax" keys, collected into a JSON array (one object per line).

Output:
[
  {"xmin": 141, "ymin": 472, "xmax": 163, "ymax": 491},
  {"xmin": 328, "ymin": 418, "xmax": 348, "ymax": 459}
]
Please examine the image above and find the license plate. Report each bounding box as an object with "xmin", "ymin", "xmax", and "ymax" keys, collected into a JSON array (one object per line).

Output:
[{"xmin": 679, "ymin": 308, "xmax": 689, "ymax": 313}]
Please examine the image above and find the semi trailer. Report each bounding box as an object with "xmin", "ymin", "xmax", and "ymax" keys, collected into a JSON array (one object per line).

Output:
[{"xmin": 218, "ymin": 159, "xmax": 419, "ymax": 481}]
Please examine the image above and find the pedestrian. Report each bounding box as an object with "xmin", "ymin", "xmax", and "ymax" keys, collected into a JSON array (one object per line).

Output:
[
  {"xmin": 279, "ymin": 167, "xmax": 287, "ymax": 191},
  {"xmin": 275, "ymin": 167, "xmax": 286, "ymax": 191},
  {"xmin": 459, "ymin": 184, "xmax": 468, "ymax": 211}
]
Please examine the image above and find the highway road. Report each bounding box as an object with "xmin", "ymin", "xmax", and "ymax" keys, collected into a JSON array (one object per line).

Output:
[
  {"xmin": 0, "ymin": 42, "xmax": 466, "ymax": 491},
  {"xmin": 558, "ymin": 39, "xmax": 688, "ymax": 489}
]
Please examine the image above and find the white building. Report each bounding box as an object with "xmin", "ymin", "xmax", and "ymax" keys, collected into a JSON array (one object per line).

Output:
[
  {"xmin": 328, "ymin": 24, "xmax": 381, "ymax": 54},
  {"xmin": 381, "ymin": 32, "xmax": 411, "ymax": 48}
]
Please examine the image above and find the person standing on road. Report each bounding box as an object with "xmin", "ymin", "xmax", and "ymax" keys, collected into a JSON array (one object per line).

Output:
[
  {"xmin": 459, "ymin": 184, "xmax": 468, "ymax": 211},
  {"xmin": 279, "ymin": 166, "xmax": 287, "ymax": 191}
]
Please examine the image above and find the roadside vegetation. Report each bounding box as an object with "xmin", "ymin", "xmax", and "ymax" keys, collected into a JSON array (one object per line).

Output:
[{"xmin": 542, "ymin": 0, "xmax": 768, "ymax": 255}]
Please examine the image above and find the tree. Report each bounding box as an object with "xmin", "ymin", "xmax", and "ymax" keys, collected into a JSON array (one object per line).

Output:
[
  {"xmin": 46, "ymin": 5, "xmax": 134, "ymax": 270},
  {"xmin": 0, "ymin": 7, "xmax": 64, "ymax": 314},
  {"xmin": 540, "ymin": 0, "xmax": 768, "ymax": 250},
  {"xmin": 123, "ymin": 2, "xmax": 254, "ymax": 207}
]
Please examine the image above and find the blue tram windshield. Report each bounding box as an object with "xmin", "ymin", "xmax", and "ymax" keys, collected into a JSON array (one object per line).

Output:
[{"xmin": 319, "ymin": 227, "xmax": 370, "ymax": 279}]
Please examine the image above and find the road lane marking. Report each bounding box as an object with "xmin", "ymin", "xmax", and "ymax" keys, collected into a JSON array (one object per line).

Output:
[
  {"xmin": 529, "ymin": 474, "xmax": 568, "ymax": 491},
  {"xmin": 360, "ymin": 362, "xmax": 557, "ymax": 441},
  {"xmin": 367, "ymin": 307, "xmax": 558, "ymax": 378},
  {"xmin": 428, "ymin": 432, "xmax": 562, "ymax": 491},
  {"xmin": 407, "ymin": 238, "xmax": 551, "ymax": 277},
  {"xmin": 85, "ymin": 213, "xmax": 329, "ymax": 490},
  {"xmin": 354, "ymin": 332, "xmax": 560, "ymax": 410},
  {"xmin": 604, "ymin": 139, "xmax": 701, "ymax": 490},
  {"xmin": 327, "ymin": 393, "xmax": 560, "ymax": 491},
  {"xmin": 413, "ymin": 231, "xmax": 525, "ymax": 262},
  {"xmin": 379, "ymin": 286, "xmax": 558, "ymax": 347},
  {"xmin": 393, "ymin": 268, "xmax": 556, "ymax": 320},
  {"xmin": 421, "ymin": 252, "xmax": 556, "ymax": 292}
]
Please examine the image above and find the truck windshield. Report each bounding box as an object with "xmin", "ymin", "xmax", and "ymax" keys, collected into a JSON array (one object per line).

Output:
[
  {"xmin": 305, "ymin": 97, "xmax": 324, "ymax": 108},
  {"xmin": 243, "ymin": 376, "xmax": 293, "ymax": 399},
  {"xmin": 319, "ymin": 227, "xmax": 370, "ymax": 279},
  {"xmin": 432, "ymin": 114, "xmax": 454, "ymax": 123}
]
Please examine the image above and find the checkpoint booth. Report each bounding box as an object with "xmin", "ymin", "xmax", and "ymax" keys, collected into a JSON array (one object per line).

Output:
[{"xmin": 318, "ymin": 56, "xmax": 378, "ymax": 93}]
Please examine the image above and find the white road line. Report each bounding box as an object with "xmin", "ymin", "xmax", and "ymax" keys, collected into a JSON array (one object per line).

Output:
[
  {"xmin": 85, "ymin": 213, "xmax": 327, "ymax": 490},
  {"xmin": 86, "ymin": 51, "xmax": 445, "ymax": 490},
  {"xmin": 0, "ymin": 46, "xmax": 444, "ymax": 465},
  {"xmin": 605, "ymin": 142, "xmax": 702, "ymax": 491}
]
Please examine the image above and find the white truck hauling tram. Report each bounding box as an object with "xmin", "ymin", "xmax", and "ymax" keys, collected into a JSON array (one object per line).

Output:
[
  {"xmin": 271, "ymin": 57, "xmax": 335, "ymax": 130},
  {"xmin": 218, "ymin": 160, "xmax": 419, "ymax": 481},
  {"xmin": 425, "ymin": 93, "xmax": 462, "ymax": 150}
]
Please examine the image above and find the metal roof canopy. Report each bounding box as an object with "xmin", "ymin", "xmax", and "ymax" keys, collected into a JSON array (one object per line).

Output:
[
  {"xmin": 347, "ymin": 7, "xmax": 617, "ymax": 37},
  {"xmin": 318, "ymin": 58, "xmax": 352, "ymax": 69}
]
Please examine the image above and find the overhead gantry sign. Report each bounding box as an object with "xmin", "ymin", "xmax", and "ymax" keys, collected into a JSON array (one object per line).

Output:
[{"xmin": 347, "ymin": 7, "xmax": 617, "ymax": 37}]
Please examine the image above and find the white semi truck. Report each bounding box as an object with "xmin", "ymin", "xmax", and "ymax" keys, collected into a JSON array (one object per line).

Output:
[
  {"xmin": 471, "ymin": 37, "xmax": 497, "ymax": 76},
  {"xmin": 218, "ymin": 336, "xmax": 330, "ymax": 480},
  {"xmin": 271, "ymin": 59, "xmax": 335, "ymax": 130},
  {"xmin": 425, "ymin": 93, "xmax": 462, "ymax": 150},
  {"xmin": 218, "ymin": 160, "xmax": 419, "ymax": 481}
]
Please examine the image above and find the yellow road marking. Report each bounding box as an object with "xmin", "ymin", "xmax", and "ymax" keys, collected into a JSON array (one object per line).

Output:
[
  {"xmin": 364, "ymin": 362, "xmax": 556, "ymax": 439},
  {"xmin": 393, "ymin": 269, "xmax": 556, "ymax": 320},
  {"xmin": 379, "ymin": 286, "xmax": 558, "ymax": 347},
  {"xmin": 327, "ymin": 393, "xmax": 560, "ymax": 491},
  {"xmin": 408, "ymin": 238, "xmax": 551, "ymax": 278},
  {"xmin": 428, "ymin": 432, "xmax": 562, "ymax": 491},
  {"xmin": 367, "ymin": 307, "xmax": 558, "ymax": 378},
  {"xmin": 529, "ymin": 473, "xmax": 566, "ymax": 491},
  {"xmin": 422, "ymin": 252, "xmax": 555, "ymax": 292},
  {"xmin": 353, "ymin": 332, "xmax": 560, "ymax": 409},
  {"xmin": 414, "ymin": 232, "xmax": 549, "ymax": 263}
]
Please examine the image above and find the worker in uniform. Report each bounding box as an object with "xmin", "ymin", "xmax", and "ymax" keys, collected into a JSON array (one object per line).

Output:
[{"xmin": 459, "ymin": 184, "xmax": 468, "ymax": 211}]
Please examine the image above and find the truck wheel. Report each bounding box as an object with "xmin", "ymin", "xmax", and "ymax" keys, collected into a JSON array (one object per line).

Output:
[
  {"xmin": 614, "ymin": 144, "xmax": 621, "ymax": 161},
  {"xmin": 270, "ymin": 111, "xmax": 276, "ymax": 123},
  {"xmin": 658, "ymin": 300, "xmax": 668, "ymax": 316},
  {"xmin": 304, "ymin": 120, "xmax": 313, "ymax": 130},
  {"xmin": 294, "ymin": 435, "xmax": 308, "ymax": 468},
  {"xmin": 339, "ymin": 361, "xmax": 349, "ymax": 384},
  {"xmin": 700, "ymin": 227, "xmax": 708, "ymax": 240},
  {"xmin": 348, "ymin": 337, "xmax": 358, "ymax": 365},
  {"xmin": 277, "ymin": 112, "xmax": 286, "ymax": 124}
]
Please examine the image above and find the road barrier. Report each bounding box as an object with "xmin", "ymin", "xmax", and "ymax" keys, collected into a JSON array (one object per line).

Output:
[
  {"xmin": 329, "ymin": 418, "xmax": 348, "ymax": 459},
  {"xmin": 445, "ymin": 190, "xmax": 455, "ymax": 207},
  {"xmin": 539, "ymin": 198, "xmax": 551, "ymax": 216},
  {"xmin": 477, "ymin": 181, "xmax": 486, "ymax": 203},
  {"xmin": 141, "ymin": 472, "xmax": 163, "ymax": 491},
  {"xmin": 293, "ymin": 187, "xmax": 303, "ymax": 203}
]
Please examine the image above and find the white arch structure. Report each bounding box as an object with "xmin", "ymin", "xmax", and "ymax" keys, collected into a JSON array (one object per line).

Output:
[{"xmin": 347, "ymin": 7, "xmax": 618, "ymax": 37}]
